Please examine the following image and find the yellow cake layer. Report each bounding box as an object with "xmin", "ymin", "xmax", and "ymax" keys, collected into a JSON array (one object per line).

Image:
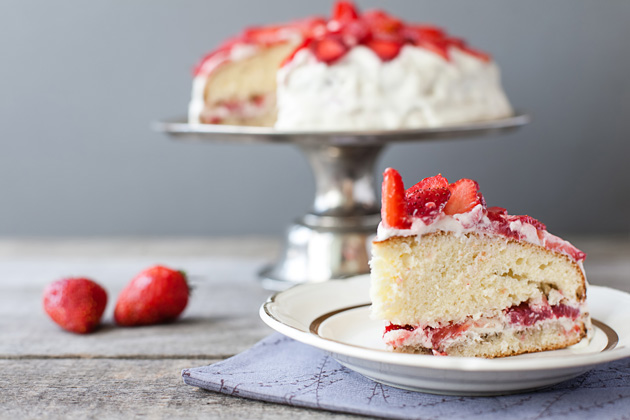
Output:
[{"xmin": 370, "ymin": 231, "xmax": 586, "ymax": 326}]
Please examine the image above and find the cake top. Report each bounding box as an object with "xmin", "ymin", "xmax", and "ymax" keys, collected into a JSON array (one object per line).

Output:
[
  {"xmin": 193, "ymin": 1, "xmax": 491, "ymax": 76},
  {"xmin": 379, "ymin": 168, "xmax": 586, "ymax": 262}
]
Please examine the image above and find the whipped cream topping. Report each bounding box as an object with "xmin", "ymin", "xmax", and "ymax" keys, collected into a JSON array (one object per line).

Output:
[
  {"xmin": 275, "ymin": 45, "xmax": 512, "ymax": 130},
  {"xmin": 376, "ymin": 204, "xmax": 585, "ymax": 264}
]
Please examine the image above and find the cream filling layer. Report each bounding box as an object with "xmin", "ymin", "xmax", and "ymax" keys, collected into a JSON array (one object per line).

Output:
[{"xmin": 383, "ymin": 302, "xmax": 588, "ymax": 355}]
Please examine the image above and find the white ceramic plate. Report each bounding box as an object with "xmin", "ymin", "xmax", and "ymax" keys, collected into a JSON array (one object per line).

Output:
[{"xmin": 260, "ymin": 275, "xmax": 630, "ymax": 396}]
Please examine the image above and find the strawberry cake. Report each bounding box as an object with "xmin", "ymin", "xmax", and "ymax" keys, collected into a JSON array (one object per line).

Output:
[
  {"xmin": 370, "ymin": 169, "xmax": 590, "ymax": 358},
  {"xmin": 189, "ymin": 1, "xmax": 513, "ymax": 129}
]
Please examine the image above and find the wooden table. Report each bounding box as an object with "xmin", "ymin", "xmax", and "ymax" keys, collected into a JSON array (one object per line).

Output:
[{"xmin": 1, "ymin": 236, "xmax": 628, "ymax": 419}]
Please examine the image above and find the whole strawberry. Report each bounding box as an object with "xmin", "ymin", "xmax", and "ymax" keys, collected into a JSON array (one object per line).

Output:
[
  {"xmin": 43, "ymin": 278, "xmax": 108, "ymax": 334},
  {"xmin": 114, "ymin": 265, "xmax": 189, "ymax": 326}
]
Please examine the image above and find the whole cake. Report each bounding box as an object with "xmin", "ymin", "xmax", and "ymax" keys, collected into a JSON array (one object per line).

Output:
[
  {"xmin": 370, "ymin": 169, "xmax": 590, "ymax": 358},
  {"xmin": 189, "ymin": 1, "xmax": 513, "ymax": 130}
]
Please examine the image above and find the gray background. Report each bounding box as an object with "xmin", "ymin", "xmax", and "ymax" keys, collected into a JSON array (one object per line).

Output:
[{"xmin": 1, "ymin": 0, "xmax": 629, "ymax": 237}]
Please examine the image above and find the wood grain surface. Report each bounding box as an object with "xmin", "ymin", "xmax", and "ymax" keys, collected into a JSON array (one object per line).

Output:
[{"xmin": 0, "ymin": 236, "xmax": 628, "ymax": 419}]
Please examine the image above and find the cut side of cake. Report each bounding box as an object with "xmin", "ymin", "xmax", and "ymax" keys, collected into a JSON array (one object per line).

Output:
[
  {"xmin": 189, "ymin": 19, "xmax": 325, "ymax": 126},
  {"xmin": 370, "ymin": 169, "xmax": 590, "ymax": 358},
  {"xmin": 189, "ymin": 1, "xmax": 513, "ymax": 129}
]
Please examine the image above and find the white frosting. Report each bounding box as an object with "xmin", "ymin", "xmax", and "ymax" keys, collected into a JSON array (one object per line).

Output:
[
  {"xmin": 377, "ymin": 204, "xmax": 489, "ymax": 240},
  {"xmin": 188, "ymin": 44, "xmax": 260, "ymax": 124},
  {"xmin": 275, "ymin": 45, "xmax": 513, "ymax": 130},
  {"xmin": 376, "ymin": 204, "xmax": 585, "ymax": 264}
]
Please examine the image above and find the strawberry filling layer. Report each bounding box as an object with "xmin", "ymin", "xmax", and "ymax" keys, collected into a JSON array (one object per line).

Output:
[
  {"xmin": 384, "ymin": 300, "xmax": 582, "ymax": 351},
  {"xmin": 200, "ymin": 94, "xmax": 271, "ymax": 124}
]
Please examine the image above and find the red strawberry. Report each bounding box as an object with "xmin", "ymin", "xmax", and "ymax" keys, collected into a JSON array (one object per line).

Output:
[
  {"xmin": 406, "ymin": 187, "xmax": 451, "ymax": 223},
  {"xmin": 114, "ymin": 265, "xmax": 189, "ymax": 327},
  {"xmin": 242, "ymin": 26, "xmax": 282, "ymax": 45},
  {"xmin": 338, "ymin": 19, "xmax": 371, "ymax": 45},
  {"xmin": 382, "ymin": 168, "xmax": 411, "ymax": 229},
  {"xmin": 487, "ymin": 206, "xmax": 508, "ymax": 216},
  {"xmin": 407, "ymin": 174, "xmax": 449, "ymax": 191},
  {"xmin": 365, "ymin": 38, "xmax": 403, "ymax": 61},
  {"xmin": 43, "ymin": 278, "xmax": 107, "ymax": 334},
  {"xmin": 403, "ymin": 25, "xmax": 446, "ymax": 43},
  {"xmin": 332, "ymin": 1, "xmax": 359, "ymax": 24},
  {"xmin": 291, "ymin": 17, "xmax": 327, "ymax": 38},
  {"xmin": 362, "ymin": 10, "xmax": 404, "ymax": 36},
  {"xmin": 310, "ymin": 35, "xmax": 348, "ymax": 64},
  {"xmin": 443, "ymin": 178, "xmax": 483, "ymax": 215},
  {"xmin": 404, "ymin": 174, "xmax": 450, "ymax": 223}
]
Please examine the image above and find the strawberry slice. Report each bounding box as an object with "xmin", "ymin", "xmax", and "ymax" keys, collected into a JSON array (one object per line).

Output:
[
  {"xmin": 382, "ymin": 168, "xmax": 411, "ymax": 229},
  {"xmin": 443, "ymin": 178, "xmax": 482, "ymax": 215},
  {"xmin": 362, "ymin": 10, "xmax": 404, "ymax": 37},
  {"xmin": 407, "ymin": 174, "xmax": 449, "ymax": 191},
  {"xmin": 402, "ymin": 25, "xmax": 446, "ymax": 43},
  {"xmin": 332, "ymin": 1, "xmax": 359, "ymax": 24},
  {"xmin": 291, "ymin": 17, "xmax": 327, "ymax": 38},
  {"xmin": 487, "ymin": 206, "xmax": 507, "ymax": 216},
  {"xmin": 406, "ymin": 187, "xmax": 451, "ymax": 223},
  {"xmin": 242, "ymin": 25, "xmax": 288, "ymax": 46},
  {"xmin": 405, "ymin": 174, "xmax": 450, "ymax": 222},
  {"xmin": 339, "ymin": 19, "xmax": 371, "ymax": 45},
  {"xmin": 365, "ymin": 38, "xmax": 403, "ymax": 61},
  {"xmin": 310, "ymin": 35, "xmax": 348, "ymax": 64}
]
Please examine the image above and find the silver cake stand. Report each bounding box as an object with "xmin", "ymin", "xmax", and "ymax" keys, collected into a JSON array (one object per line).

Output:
[{"xmin": 154, "ymin": 113, "xmax": 529, "ymax": 290}]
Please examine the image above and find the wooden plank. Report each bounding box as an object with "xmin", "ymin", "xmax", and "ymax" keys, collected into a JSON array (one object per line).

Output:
[{"xmin": 0, "ymin": 359, "xmax": 363, "ymax": 419}]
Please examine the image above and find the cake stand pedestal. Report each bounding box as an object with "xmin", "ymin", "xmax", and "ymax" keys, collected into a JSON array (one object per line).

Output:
[{"xmin": 154, "ymin": 114, "xmax": 529, "ymax": 290}]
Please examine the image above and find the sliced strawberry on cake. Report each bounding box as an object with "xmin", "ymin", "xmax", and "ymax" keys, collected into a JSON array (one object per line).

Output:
[{"xmin": 370, "ymin": 169, "xmax": 590, "ymax": 358}]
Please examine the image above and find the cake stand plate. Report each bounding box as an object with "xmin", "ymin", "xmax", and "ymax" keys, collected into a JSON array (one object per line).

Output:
[{"xmin": 154, "ymin": 113, "xmax": 529, "ymax": 290}]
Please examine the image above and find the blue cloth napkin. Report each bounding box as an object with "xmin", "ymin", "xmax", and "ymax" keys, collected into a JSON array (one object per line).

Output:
[{"xmin": 182, "ymin": 334, "xmax": 630, "ymax": 419}]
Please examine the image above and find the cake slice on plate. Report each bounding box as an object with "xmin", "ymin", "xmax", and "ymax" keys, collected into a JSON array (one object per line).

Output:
[
  {"xmin": 370, "ymin": 169, "xmax": 590, "ymax": 358},
  {"xmin": 189, "ymin": 1, "xmax": 512, "ymax": 129}
]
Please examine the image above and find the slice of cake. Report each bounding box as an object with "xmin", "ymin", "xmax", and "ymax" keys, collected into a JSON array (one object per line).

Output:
[
  {"xmin": 189, "ymin": 1, "xmax": 512, "ymax": 129},
  {"xmin": 370, "ymin": 169, "xmax": 590, "ymax": 358}
]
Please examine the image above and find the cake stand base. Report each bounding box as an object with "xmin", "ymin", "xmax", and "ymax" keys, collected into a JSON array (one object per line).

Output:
[{"xmin": 259, "ymin": 213, "xmax": 380, "ymax": 291}]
